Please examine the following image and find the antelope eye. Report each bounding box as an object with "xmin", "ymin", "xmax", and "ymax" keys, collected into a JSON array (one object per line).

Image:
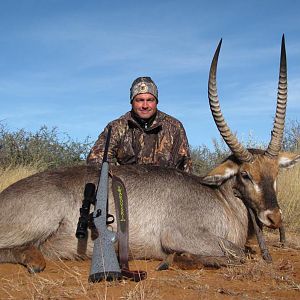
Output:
[{"xmin": 240, "ymin": 171, "xmax": 251, "ymax": 180}]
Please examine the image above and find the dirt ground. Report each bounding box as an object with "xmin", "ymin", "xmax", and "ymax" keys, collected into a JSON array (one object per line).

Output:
[{"xmin": 0, "ymin": 232, "xmax": 299, "ymax": 300}]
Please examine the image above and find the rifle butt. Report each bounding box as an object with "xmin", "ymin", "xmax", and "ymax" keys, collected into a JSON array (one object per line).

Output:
[
  {"xmin": 89, "ymin": 271, "xmax": 122, "ymax": 282},
  {"xmin": 89, "ymin": 232, "xmax": 122, "ymax": 282}
]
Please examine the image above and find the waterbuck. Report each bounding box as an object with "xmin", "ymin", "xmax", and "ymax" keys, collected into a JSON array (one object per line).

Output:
[{"xmin": 0, "ymin": 36, "xmax": 299, "ymax": 273}]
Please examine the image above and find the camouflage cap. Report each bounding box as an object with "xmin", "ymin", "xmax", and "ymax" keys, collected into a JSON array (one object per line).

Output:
[{"xmin": 130, "ymin": 77, "xmax": 158, "ymax": 103}]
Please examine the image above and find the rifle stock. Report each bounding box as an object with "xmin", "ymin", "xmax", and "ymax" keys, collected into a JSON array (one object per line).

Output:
[{"xmin": 88, "ymin": 126, "xmax": 122, "ymax": 282}]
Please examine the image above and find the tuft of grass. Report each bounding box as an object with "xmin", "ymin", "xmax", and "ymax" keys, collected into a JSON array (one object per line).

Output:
[
  {"xmin": 223, "ymin": 258, "xmax": 300, "ymax": 292},
  {"xmin": 0, "ymin": 164, "xmax": 42, "ymax": 193},
  {"xmin": 278, "ymin": 163, "xmax": 300, "ymax": 232},
  {"xmin": 154, "ymin": 268, "xmax": 209, "ymax": 293},
  {"xmin": 121, "ymin": 281, "xmax": 161, "ymax": 300}
]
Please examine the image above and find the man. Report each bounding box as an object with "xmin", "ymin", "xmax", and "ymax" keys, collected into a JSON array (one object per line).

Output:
[{"xmin": 87, "ymin": 76, "xmax": 192, "ymax": 173}]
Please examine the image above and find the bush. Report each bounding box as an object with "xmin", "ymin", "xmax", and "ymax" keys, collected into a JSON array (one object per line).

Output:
[
  {"xmin": 191, "ymin": 138, "xmax": 230, "ymax": 176},
  {"xmin": 1, "ymin": 118, "xmax": 299, "ymax": 174},
  {"xmin": 282, "ymin": 120, "xmax": 300, "ymax": 152},
  {"xmin": 190, "ymin": 120, "xmax": 300, "ymax": 176},
  {"xmin": 0, "ymin": 124, "xmax": 93, "ymax": 170},
  {"xmin": 191, "ymin": 133, "xmax": 267, "ymax": 176}
]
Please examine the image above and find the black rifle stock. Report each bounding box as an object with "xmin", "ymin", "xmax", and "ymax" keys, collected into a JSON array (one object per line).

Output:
[{"xmin": 88, "ymin": 126, "xmax": 122, "ymax": 282}]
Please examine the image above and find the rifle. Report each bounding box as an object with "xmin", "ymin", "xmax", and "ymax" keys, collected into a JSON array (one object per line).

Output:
[
  {"xmin": 76, "ymin": 126, "xmax": 121, "ymax": 282},
  {"xmin": 76, "ymin": 126, "xmax": 146, "ymax": 282},
  {"xmin": 89, "ymin": 125, "xmax": 122, "ymax": 282}
]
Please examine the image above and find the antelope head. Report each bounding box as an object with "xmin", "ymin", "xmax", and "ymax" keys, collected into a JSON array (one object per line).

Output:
[{"xmin": 203, "ymin": 35, "xmax": 300, "ymax": 229}]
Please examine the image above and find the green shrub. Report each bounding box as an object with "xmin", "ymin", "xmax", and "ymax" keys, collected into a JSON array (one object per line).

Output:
[
  {"xmin": 191, "ymin": 133, "xmax": 267, "ymax": 176},
  {"xmin": 1, "ymin": 118, "xmax": 299, "ymax": 174},
  {"xmin": 0, "ymin": 124, "xmax": 93, "ymax": 170},
  {"xmin": 191, "ymin": 138, "xmax": 230, "ymax": 176},
  {"xmin": 283, "ymin": 120, "xmax": 300, "ymax": 152}
]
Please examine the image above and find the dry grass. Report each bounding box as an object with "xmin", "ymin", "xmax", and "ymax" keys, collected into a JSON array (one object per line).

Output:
[
  {"xmin": 0, "ymin": 255, "xmax": 299, "ymax": 300},
  {"xmin": 278, "ymin": 163, "xmax": 300, "ymax": 231},
  {"xmin": 0, "ymin": 260, "xmax": 90, "ymax": 299},
  {"xmin": 155, "ymin": 268, "xmax": 210, "ymax": 293},
  {"xmin": 223, "ymin": 258, "xmax": 300, "ymax": 292},
  {"xmin": 121, "ymin": 281, "xmax": 161, "ymax": 300},
  {"xmin": 0, "ymin": 164, "xmax": 42, "ymax": 193},
  {"xmin": 0, "ymin": 262, "xmax": 162, "ymax": 300}
]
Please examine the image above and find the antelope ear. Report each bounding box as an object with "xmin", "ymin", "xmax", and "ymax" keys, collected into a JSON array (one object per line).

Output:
[
  {"xmin": 278, "ymin": 152, "xmax": 300, "ymax": 169},
  {"xmin": 201, "ymin": 159, "xmax": 239, "ymax": 186}
]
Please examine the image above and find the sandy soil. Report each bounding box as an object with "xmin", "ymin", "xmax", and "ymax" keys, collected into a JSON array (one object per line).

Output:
[{"xmin": 0, "ymin": 233, "xmax": 299, "ymax": 300}]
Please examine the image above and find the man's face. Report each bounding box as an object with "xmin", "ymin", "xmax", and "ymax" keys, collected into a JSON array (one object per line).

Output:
[{"xmin": 132, "ymin": 93, "xmax": 157, "ymax": 119}]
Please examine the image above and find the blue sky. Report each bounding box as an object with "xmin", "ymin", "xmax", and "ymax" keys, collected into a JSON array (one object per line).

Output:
[{"xmin": 0, "ymin": 0, "xmax": 299, "ymax": 149}]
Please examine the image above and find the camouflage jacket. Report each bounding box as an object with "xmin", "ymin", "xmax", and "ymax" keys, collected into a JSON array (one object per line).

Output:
[{"xmin": 87, "ymin": 110, "xmax": 193, "ymax": 173}]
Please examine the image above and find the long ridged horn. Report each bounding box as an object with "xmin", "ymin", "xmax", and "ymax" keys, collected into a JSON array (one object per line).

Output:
[
  {"xmin": 265, "ymin": 35, "xmax": 287, "ymax": 158},
  {"xmin": 208, "ymin": 39, "xmax": 253, "ymax": 163}
]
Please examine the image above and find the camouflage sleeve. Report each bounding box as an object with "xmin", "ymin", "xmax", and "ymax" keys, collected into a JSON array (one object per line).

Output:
[
  {"xmin": 173, "ymin": 124, "xmax": 193, "ymax": 173},
  {"xmin": 86, "ymin": 124, "xmax": 120, "ymax": 166}
]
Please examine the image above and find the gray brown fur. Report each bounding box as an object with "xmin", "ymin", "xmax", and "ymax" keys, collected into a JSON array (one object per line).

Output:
[{"xmin": 0, "ymin": 164, "xmax": 244, "ymax": 268}]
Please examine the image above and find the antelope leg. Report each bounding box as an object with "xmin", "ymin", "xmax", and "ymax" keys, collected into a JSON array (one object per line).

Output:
[
  {"xmin": 248, "ymin": 208, "xmax": 272, "ymax": 263},
  {"xmin": 13, "ymin": 244, "xmax": 46, "ymax": 273},
  {"xmin": 279, "ymin": 223, "xmax": 286, "ymax": 245},
  {"xmin": 156, "ymin": 253, "xmax": 175, "ymax": 271}
]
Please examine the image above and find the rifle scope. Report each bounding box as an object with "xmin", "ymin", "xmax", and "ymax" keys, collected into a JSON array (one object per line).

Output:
[{"xmin": 76, "ymin": 182, "xmax": 96, "ymax": 239}]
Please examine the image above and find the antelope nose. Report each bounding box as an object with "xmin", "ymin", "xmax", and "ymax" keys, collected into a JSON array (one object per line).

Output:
[
  {"xmin": 259, "ymin": 208, "xmax": 282, "ymax": 229},
  {"xmin": 266, "ymin": 208, "xmax": 282, "ymax": 229}
]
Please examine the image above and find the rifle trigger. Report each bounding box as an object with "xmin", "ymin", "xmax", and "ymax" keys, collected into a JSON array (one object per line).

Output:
[{"xmin": 107, "ymin": 213, "xmax": 115, "ymax": 225}]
